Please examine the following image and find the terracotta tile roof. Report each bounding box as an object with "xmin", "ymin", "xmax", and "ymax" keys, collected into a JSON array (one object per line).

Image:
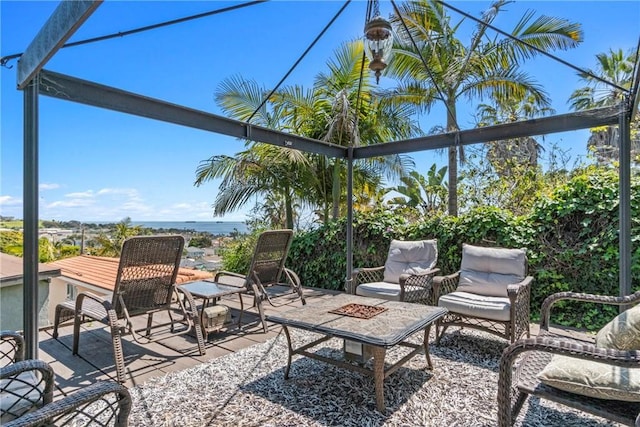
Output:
[{"xmin": 48, "ymin": 255, "xmax": 213, "ymax": 292}]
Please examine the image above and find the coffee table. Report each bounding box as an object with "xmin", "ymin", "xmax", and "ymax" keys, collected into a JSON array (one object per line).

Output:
[
  {"xmin": 265, "ymin": 293, "xmax": 447, "ymax": 412},
  {"xmin": 181, "ymin": 280, "xmax": 245, "ymax": 337}
]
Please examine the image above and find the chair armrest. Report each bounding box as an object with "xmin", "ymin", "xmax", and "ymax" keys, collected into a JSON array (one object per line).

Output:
[
  {"xmin": 540, "ymin": 290, "xmax": 640, "ymax": 332},
  {"xmin": 1, "ymin": 331, "xmax": 25, "ymax": 365},
  {"xmin": 173, "ymin": 287, "xmax": 199, "ymax": 317},
  {"xmin": 76, "ymin": 291, "xmax": 113, "ymax": 313},
  {"xmin": 283, "ymin": 268, "xmax": 301, "ymax": 288},
  {"xmin": 506, "ymin": 276, "xmax": 533, "ymax": 298},
  {"xmin": 214, "ymin": 271, "xmax": 248, "ymax": 287},
  {"xmin": 1, "ymin": 359, "xmax": 55, "ymax": 419},
  {"xmin": 4, "ymin": 381, "xmax": 131, "ymax": 427},
  {"xmin": 497, "ymin": 337, "xmax": 640, "ymax": 427},
  {"xmin": 399, "ymin": 268, "xmax": 440, "ymax": 304},
  {"xmin": 432, "ymin": 271, "xmax": 460, "ymax": 301},
  {"xmin": 351, "ymin": 266, "xmax": 385, "ymax": 291},
  {"xmin": 399, "ymin": 268, "xmax": 440, "ymax": 288}
]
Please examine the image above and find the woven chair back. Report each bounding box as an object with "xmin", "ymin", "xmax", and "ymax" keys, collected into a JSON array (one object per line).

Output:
[
  {"xmin": 247, "ymin": 230, "xmax": 293, "ymax": 288},
  {"xmin": 111, "ymin": 235, "xmax": 184, "ymax": 317}
]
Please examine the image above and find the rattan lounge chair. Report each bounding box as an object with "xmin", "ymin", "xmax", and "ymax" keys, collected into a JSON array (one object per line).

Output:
[
  {"xmin": 498, "ymin": 290, "xmax": 640, "ymax": 426},
  {"xmin": 1, "ymin": 331, "xmax": 131, "ymax": 426},
  {"xmin": 434, "ymin": 244, "xmax": 533, "ymax": 344},
  {"xmin": 52, "ymin": 235, "xmax": 205, "ymax": 383},
  {"xmin": 215, "ymin": 229, "xmax": 305, "ymax": 333},
  {"xmin": 350, "ymin": 239, "xmax": 439, "ymax": 304}
]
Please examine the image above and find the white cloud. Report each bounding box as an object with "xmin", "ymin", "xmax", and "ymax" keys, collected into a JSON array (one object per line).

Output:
[
  {"xmin": 39, "ymin": 183, "xmax": 60, "ymax": 191},
  {"xmin": 46, "ymin": 198, "xmax": 95, "ymax": 208},
  {"xmin": 0, "ymin": 195, "xmax": 22, "ymax": 206},
  {"xmin": 97, "ymin": 188, "xmax": 139, "ymax": 198},
  {"xmin": 65, "ymin": 191, "xmax": 94, "ymax": 198}
]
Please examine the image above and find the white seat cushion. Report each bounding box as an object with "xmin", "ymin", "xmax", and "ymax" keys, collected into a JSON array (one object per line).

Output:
[
  {"xmin": 383, "ymin": 239, "xmax": 438, "ymax": 284},
  {"xmin": 538, "ymin": 355, "xmax": 640, "ymax": 402},
  {"xmin": 438, "ymin": 291, "xmax": 511, "ymax": 321},
  {"xmin": 0, "ymin": 370, "xmax": 44, "ymax": 422},
  {"xmin": 356, "ymin": 282, "xmax": 403, "ymax": 301}
]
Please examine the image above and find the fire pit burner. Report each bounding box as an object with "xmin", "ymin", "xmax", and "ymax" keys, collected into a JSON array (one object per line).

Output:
[{"xmin": 329, "ymin": 303, "xmax": 387, "ymax": 319}]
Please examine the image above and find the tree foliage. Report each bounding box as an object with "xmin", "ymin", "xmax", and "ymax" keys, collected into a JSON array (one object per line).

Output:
[{"xmin": 223, "ymin": 167, "xmax": 639, "ymax": 330}]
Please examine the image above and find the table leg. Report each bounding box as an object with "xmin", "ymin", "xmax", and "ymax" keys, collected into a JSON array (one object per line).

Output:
[
  {"xmin": 423, "ymin": 325, "xmax": 433, "ymax": 370},
  {"xmin": 237, "ymin": 291, "xmax": 244, "ymax": 329},
  {"xmin": 200, "ymin": 297, "xmax": 210, "ymax": 339},
  {"xmin": 370, "ymin": 345, "xmax": 387, "ymax": 412},
  {"xmin": 282, "ymin": 326, "xmax": 293, "ymax": 379}
]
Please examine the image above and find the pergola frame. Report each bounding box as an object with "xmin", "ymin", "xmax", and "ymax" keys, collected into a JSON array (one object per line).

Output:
[{"xmin": 16, "ymin": 1, "xmax": 638, "ymax": 358}]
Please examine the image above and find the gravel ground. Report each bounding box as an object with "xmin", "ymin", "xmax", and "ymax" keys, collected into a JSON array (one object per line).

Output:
[{"xmin": 129, "ymin": 329, "xmax": 621, "ymax": 427}]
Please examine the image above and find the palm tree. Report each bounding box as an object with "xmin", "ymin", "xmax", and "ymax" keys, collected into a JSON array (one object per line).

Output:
[
  {"xmin": 197, "ymin": 41, "xmax": 420, "ymax": 226},
  {"xmin": 93, "ymin": 217, "xmax": 142, "ymax": 257},
  {"xmin": 568, "ymin": 48, "xmax": 639, "ymax": 164},
  {"xmin": 387, "ymin": 0, "xmax": 583, "ymax": 215},
  {"xmin": 476, "ymin": 94, "xmax": 555, "ymax": 177}
]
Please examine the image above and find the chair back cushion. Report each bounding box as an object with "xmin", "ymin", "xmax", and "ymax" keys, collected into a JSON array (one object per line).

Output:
[
  {"xmin": 457, "ymin": 244, "xmax": 526, "ymax": 297},
  {"xmin": 382, "ymin": 239, "xmax": 437, "ymax": 284},
  {"xmin": 596, "ymin": 304, "xmax": 640, "ymax": 350}
]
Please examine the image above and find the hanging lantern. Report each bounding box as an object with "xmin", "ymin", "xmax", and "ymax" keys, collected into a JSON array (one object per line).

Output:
[{"xmin": 364, "ymin": 15, "xmax": 393, "ymax": 84}]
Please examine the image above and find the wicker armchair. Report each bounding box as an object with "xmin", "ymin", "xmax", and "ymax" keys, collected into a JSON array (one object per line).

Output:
[
  {"xmin": 1, "ymin": 332, "xmax": 54, "ymax": 423},
  {"xmin": 1, "ymin": 331, "xmax": 25, "ymax": 367},
  {"xmin": 434, "ymin": 244, "xmax": 532, "ymax": 344},
  {"xmin": 1, "ymin": 331, "xmax": 131, "ymax": 426},
  {"xmin": 52, "ymin": 235, "xmax": 205, "ymax": 383},
  {"xmin": 498, "ymin": 290, "xmax": 640, "ymax": 426},
  {"xmin": 350, "ymin": 239, "xmax": 439, "ymax": 304},
  {"xmin": 215, "ymin": 229, "xmax": 305, "ymax": 333}
]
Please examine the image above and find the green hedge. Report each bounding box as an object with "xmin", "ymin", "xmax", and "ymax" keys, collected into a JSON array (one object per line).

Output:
[{"xmin": 285, "ymin": 168, "xmax": 639, "ymax": 330}]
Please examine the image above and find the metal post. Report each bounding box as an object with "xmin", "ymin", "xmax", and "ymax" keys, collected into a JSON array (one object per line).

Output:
[
  {"xmin": 345, "ymin": 147, "xmax": 354, "ymax": 294},
  {"xmin": 23, "ymin": 75, "xmax": 40, "ymax": 358},
  {"xmin": 618, "ymin": 100, "xmax": 632, "ymax": 301}
]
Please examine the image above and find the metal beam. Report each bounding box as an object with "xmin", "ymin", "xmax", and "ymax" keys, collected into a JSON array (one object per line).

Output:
[
  {"xmin": 354, "ymin": 106, "xmax": 621, "ymax": 158},
  {"xmin": 619, "ymin": 100, "xmax": 632, "ymax": 301},
  {"xmin": 23, "ymin": 77, "xmax": 39, "ymax": 359},
  {"xmin": 17, "ymin": 1, "xmax": 102, "ymax": 89},
  {"xmin": 38, "ymin": 70, "xmax": 346, "ymax": 158}
]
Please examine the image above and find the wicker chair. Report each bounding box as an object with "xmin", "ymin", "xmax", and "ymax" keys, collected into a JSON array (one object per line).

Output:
[
  {"xmin": 434, "ymin": 244, "xmax": 533, "ymax": 344},
  {"xmin": 52, "ymin": 235, "xmax": 205, "ymax": 383},
  {"xmin": 1, "ymin": 332, "xmax": 131, "ymax": 426},
  {"xmin": 350, "ymin": 239, "xmax": 439, "ymax": 304},
  {"xmin": 498, "ymin": 290, "xmax": 640, "ymax": 426},
  {"xmin": 215, "ymin": 229, "xmax": 305, "ymax": 333}
]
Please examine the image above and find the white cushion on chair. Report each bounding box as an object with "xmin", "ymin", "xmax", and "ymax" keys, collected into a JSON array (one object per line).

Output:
[
  {"xmin": 456, "ymin": 244, "xmax": 526, "ymax": 297},
  {"xmin": 382, "ymin": 239, "xmax": 437, "ymax": 284},
  {"xmin": 355, "ymin": 282, "xmax": 403, "ymax": 301},
  {"xmin": 438, "ymin": 291, "xmax": 511, "ymax": 321}
]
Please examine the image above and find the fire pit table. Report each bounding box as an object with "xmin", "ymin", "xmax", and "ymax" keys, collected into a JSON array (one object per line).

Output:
[{"xmin": 266, "ymin": 293, "xmax": 447, "ymax": 412}]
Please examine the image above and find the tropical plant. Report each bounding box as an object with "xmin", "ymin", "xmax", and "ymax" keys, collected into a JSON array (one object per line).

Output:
[
  {"xmin": 92, "ymin": 217, "xmax": 142, "ymax": 257},
  {"xmin": 196, "ymin": 41, "xmax": 420, "ymax": 226},
  {"xmin": 568, "ymin": 48, "xmax": 640, "ymax": 164},
  {"xmin": 388, "ymin": 164, "xmax": 447, "ymax": 214},
  {"xmin": 476, "ymin": 94, "xmax": 555, "ymax": 177},
  {"xmin": 386, "ymin": 0, "xmax": 583, "ymax": 216}
]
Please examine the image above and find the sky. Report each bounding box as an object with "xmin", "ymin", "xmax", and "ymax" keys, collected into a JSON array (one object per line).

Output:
[{"xmin": 1, "ymin": 1, "xmax": 639, "ymax": 223}]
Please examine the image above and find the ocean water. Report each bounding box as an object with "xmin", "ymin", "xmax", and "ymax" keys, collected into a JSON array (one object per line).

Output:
[{"xmin": 131, "ymin": 221, "xmax": 248, "ymax": 235}]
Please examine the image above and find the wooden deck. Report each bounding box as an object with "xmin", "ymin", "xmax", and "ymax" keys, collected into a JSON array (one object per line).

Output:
[{"xmin": 38, "ymin": 286, "xmax": 341, "ymax": 398}]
